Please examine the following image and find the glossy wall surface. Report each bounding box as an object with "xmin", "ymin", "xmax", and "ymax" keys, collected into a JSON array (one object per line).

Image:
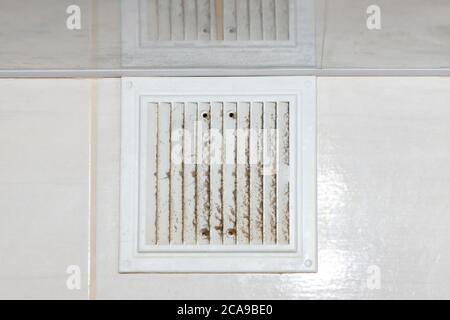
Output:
[
  {"xmin": 1, "ymin": 77, "xmax": 450, "ymax": 299},
  {"xmin": 1, "ymin": 0, "xmax": 450, "ymax": 70}
]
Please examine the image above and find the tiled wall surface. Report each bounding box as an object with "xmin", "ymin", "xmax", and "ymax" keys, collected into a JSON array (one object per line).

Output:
[
  {"xmin": 1, "ymin": 0, "xmax": 450, "ymax": 69},
  {"xmin": 0, "ymin": 80, "xmax": 91, "ymax": 299},
  {"xmin": 316, "ymin": 0, "xmax": 450, "ymax": 68},
  {"xmin": 1, "ymin": 77, "xmax": 450, "ymax": 299}
]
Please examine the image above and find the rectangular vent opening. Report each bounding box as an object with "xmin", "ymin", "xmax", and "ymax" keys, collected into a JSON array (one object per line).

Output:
[
  {"xmin": 141, "ymin": 0, "xmax": 292, "ymax": 44},
  {"xmin": 140, "ymin": 100, "xmax": 291, "ymax": 248}
]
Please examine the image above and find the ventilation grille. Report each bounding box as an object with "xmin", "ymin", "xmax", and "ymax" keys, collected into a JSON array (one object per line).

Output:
[
  {"xmin": 121, "ymin": 77, "xmax": 316, "ymax": 272},
  {"xmin": 140, "ymin": 0, "xmax": 292, "ymax": 44},
  {"xmin": 139, "ymin": 99, "xmax": 291, "ymax": 248}
]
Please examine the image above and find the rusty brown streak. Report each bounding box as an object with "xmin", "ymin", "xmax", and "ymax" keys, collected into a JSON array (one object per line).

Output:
[{"xmin": 215, "ymin": 0, "xmax": 224, "ymax": 40}]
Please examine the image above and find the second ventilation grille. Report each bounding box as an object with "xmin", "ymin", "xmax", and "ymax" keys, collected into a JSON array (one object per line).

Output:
[
  {"xmin": 141, "ymin": 0, "xmax": 292, "ymax": 43},
  {"xmin": 122, "ymin": 0, "xmax": 315, "ymax": 68},
  {"xmin": 139, "ymin": 99, "xmax": 291, "ymax": 248}
]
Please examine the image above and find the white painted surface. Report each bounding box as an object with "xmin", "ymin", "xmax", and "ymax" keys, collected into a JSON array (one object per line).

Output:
[{"xmin": 0, "ymin": 80, "xmax": 90, "ymax": 299}]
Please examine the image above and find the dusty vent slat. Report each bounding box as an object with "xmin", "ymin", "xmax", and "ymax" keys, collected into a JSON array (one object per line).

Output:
[
  {"xmin": 170, "ymin": 102, "xmax": 184, "ymax": 244},
  {"xmin": 277, "ymin": 101, "xmax": 290, "ymax": 244},
  {"xmin": 223, "ymin": 102, "xmax": 237, "ymax": 244},
  {"xmin": 182, "ymin": 102, "xmax": 197, "ymax": 244},
  {"xmin": 275, "ymin": 0, "xmax": 289, "ymax": 40},
  {"xmin": 210, "ymin": 102, "xmax": 224, "ymax": 244},
  {"xmin": 184, "ymin": 1, "xmax": 198, "ymax": 40},
  {"xmin": 141, "ymin": 0, "xmax": 290, "ymax": 42},
  {"xmin": 197, "ymin": 102, "xmax": 211, "ymax": 244},
  {"xmin": 263, "ymin": 101, "xmax": 277, "ymax": 244},
  {"xmin": 148, "ymin": 100, "xmax": 290, "ymax": 246},
  {"xmin": 236, "ymin": 0, "xmax": 249, "ymax": 40},
  {"xmin": 249, "ymin": 101, "xmax": 264, "ymax": 244},
  {"xmin": 236, "ymin": 102, "xmax": 250, "ymax": 244}
]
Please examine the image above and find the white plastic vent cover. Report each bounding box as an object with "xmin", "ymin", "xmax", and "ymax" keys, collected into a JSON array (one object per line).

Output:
[
  {"xmin": 120, "ymin": 77, "xmax": 316, "ymax": 272},
  {"xmin": 122, "ymin": 0, "xmax": 315, "ymax": 68}
]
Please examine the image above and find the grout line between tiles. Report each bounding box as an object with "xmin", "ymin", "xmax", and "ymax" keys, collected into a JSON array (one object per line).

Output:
[
  {"xmin": 88, "ymin": 0, "xmax": 98, "ymax": 300},
  {"xmin": 2, "ymin": 69, "xmax": 450, "ymax": 78},
  {"xmin": 88, "ymin": 79, "xmax": 98, "ymax": 300}
]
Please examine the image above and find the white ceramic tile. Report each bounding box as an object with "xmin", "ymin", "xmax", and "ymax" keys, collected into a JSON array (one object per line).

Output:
[
  {"xmin": 0, "ymin": 79, "xmax": 90, "ymax": 299},
  {"xmin": 0, "ymin": 0, "xmax": 121, "ymax": 70},
  {"xmin": 96, "ymin": 77, "xmax": 450, "ymax": 299},
  {"xmin": 317, "ymin": 77, "xmax": 450, "ymax": 299},
  {"xmin": 319, "ymin": 0, "xmax": 450, "ymax": 68}
]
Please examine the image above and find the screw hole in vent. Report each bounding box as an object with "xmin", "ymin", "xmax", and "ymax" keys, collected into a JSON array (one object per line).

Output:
[{"xmin": 200, "ymin": 228, "xmax": 210, "ymax": 239}]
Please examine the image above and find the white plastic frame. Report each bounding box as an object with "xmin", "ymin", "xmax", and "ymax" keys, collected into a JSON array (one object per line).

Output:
[{"xmin": 120, "ymin": 76, "xmax": 316, "ymax": 273}]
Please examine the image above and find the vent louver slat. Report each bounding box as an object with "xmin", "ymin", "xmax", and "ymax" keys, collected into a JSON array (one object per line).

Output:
[
  {"xmin": 236, "ymin": 102, "xmax": 250, "ymax": 244},
  {"xmin": 146, "ymin": 100, "xmax": 290, "ymax": 246},
  {"xmin": 182, "ymin": 102, "xmax": 198, "ymax": 244}
]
